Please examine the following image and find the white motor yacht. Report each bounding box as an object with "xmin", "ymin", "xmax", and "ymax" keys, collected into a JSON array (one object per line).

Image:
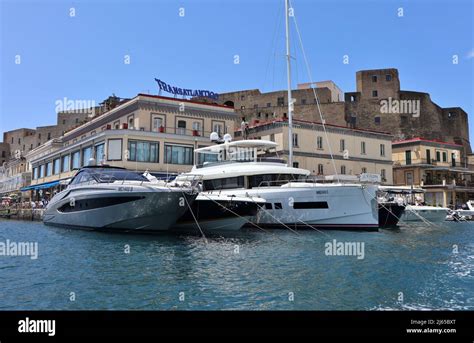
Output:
[{"xmin": 176, "ymin": 140, "xmax": 380, "ymax": 231}]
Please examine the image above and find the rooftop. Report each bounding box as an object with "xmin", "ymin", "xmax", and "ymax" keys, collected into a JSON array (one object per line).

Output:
[
  {"xmin": 241, "ymin": 118, "xmax": 393, "ymax": 136},
  {"xmin": 392, "ymin": 137, "xmax": 462, "ymax": 147}
]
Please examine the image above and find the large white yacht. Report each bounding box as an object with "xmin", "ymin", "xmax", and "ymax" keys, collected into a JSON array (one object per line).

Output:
[
  {"xmin": 175, "ymin": 140, "xmax": 379, "ymax": 231},
  {"xmin": 43, "ymin": 166, "xmax": 199, "ymax": 232}
]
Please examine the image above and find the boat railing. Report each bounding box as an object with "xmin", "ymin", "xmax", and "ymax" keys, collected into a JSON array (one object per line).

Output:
[{"xmin": 254, "ymin": 176, "xmax": 365, "ymax": 189}]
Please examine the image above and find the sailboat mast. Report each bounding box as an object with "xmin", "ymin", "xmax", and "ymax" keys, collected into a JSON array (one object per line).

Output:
[{"xmin": 285, "ymin": 0, "xmax": 293, "ymax": 167}]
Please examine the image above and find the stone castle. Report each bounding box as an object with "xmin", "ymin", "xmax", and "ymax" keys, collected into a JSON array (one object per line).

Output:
[{"xmin": 215, "ymin": 68, "xmax": 471, "ymax": 164}]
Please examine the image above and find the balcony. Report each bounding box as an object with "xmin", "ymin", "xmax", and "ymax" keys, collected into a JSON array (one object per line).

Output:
[{"xmin": 422, "ymin": 178, "xmax": 474, "ymax": 189}]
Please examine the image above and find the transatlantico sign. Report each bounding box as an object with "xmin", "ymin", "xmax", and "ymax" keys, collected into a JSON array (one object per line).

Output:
[{"xmin": 155, "ymin": 78, "xmax": 219, "ymax": 100}]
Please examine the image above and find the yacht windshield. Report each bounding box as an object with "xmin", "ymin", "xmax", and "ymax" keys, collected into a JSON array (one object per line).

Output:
[{"xmin": 70, "ymin": 169, "xmax": 149, "ymax": 185}]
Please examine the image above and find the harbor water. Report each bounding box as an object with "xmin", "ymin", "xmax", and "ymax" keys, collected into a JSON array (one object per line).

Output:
[{"xmin": 0, "ymin": 219, "xmax": 473, "ymax": 310}]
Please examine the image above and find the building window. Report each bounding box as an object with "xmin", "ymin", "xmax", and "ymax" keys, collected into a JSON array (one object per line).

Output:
[
  {"xmin": 451, "ymin": 153, "xmax": 456, "ymax": 167},
  {"xmin": 405, "ymin": 150, "xmax": 411, "ymax": 165},
  {"xmin": 152, "ymin": 116, "xmax": 164, "ymax": 132},
  {"xmin": 277, "ymin": 97, "xmax": 284, "ymax": 106},
  {"xmin": 107, "ymin": 139, "xmax": 122, "ymax": 161},
  {"xmin": 32, "ymin": 167, "xmax": 38, "ymax": 180},
  {"xmin": 301, "ymin": 99, "xmax": 307, "ymax": 105},
  {"xmin": 39, "ymin": 165, "xmax": 45, "ymax": 178},
  {"xmin": 374, "ymin": 116, "xmax": 381, "ymax": 125},
  {"xmin": 381, "ymin": 169, "xmax": 386, "ymax": 181},
  {"xmin": 53, "ymin": 158, "xmax": 60, "ymax": 175},
  {"xmin": 177, "ymin": 120, "xmax": 186, "ymax": 135},
  {"xmin": 380, "ymin": 144, "xmax": 386, "ymax": 157},
  {"xmin": 113, "ymin": 121, "xmax": 120, "ymax": 130},
  {"xmin": 361, "ymin": 141, "xmax": 366, "ymax": 155},
  {"xmin": 71, "ymin": 151, "xmax": 80, "ymax": 169},
  {"xmin": 372, "ymin": 75, "xmax": 377, "ymax": 82},
  {"xmin": 292, "ymin": 133, "xmax": 298, "ymax": 147},
  {"xmin": 82, "ymin": 146, "xmax": 92, "ymax": 166},
  {"xmin": 372, "ymin": 90, "xmax": 378, "ymax": 97},
  {"xmin": 18, "ymin": 138, "xmax": 21, "ymax": 144},
  {"xmin": 165, "ymin": 144, "xmax": 193, "ymax": 165},
  {"xmin": 361, "ymin": 167, "xmax": 367, "ymax": 174},
  {"xmin": 341, "ymin": 165, "xmax": 346, "ymax": 175},
  {"xmin": 47, "ymin": 132, "xmax": 51, "ymax": 140},
  {"xmin": 212, "ymin": 122, "xmax": 224, "ymax": 136},
  {"xmin": 61, "ymin": 155, "xmax": 70, "ymax": 172},
  {"xmin": 95, "ymin": 143, "xmax": 105, "ymax": 163},
  {"xmin": 293, "ymin": 162, "xmax": 299, "ymax": 168},
  {"xmin": 267, "ymin": 102, "xmax": 271, "ymax": 107},
  {"xmin": 317, "ymin": 164, "xmax": 324, "ymax": 175},
  {"xmin": 192, "ymin": 121, "xmax": 202, "ymax": 136},
  {"xmin": 340, "ymin": 139, "xmax": 345, "ymax": 152},
  {"xmin": 127, "ymin": 115, "xmax": 134, "ymax": 129},
  {"xmin": 62, "ymin": 119, "xmax": 66, "ymax": 125},
  {"xmin": 442, "ymin": 151, "xmax": 447, "ymax": 162},
  {"xmin": 128, "ymin": 140, "xmax": 159, "ymax": 163},
  {"xmin": 426, "ymin": 149, "xmax": 431, "ymax": 164},
  {"xmin": 406, "ymin": 171, "xmax": 414, "ymax": 186},
  {"xmin": 386, "ymin": 74, "xmax": 392, "ymax": 81},
  {"xmin": 75, "ymin": 118, "xmax": 79, "ymax": 124},
  {"xmin": 317, "ymin": 136, "xmax": 323, "ymax": 150},
  {"xmin": 46, "ymin": 161, "xmax": 53, "ymax": 177}
]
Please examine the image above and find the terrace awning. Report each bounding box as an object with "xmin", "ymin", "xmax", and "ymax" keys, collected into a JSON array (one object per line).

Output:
[{"xmin": 21, "ymin": 180, "xmax": 60, "ymax": 192}]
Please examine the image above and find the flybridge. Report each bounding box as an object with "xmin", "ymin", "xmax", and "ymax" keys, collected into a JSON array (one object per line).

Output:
[{"xmin": 155, "ymin": 78, "xmax": 219, "ymax": 100}]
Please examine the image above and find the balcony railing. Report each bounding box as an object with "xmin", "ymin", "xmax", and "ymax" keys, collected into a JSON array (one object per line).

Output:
[{"xmin": 422, "ymin": 178, "xmax": 474, "ymax": 188}]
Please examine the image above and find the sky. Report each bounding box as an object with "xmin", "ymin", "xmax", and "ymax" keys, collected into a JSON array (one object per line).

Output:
[{"xmin": 1, "ymin": 0, "xmax": 473, "ymax": 140}]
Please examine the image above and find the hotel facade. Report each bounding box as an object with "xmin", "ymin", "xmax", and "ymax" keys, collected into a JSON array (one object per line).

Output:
[
  {"xmin": 392, "ymin": 138, "xmax": 474, "ymax": 207},
  {"xmin": 24, "ymin": 94, "xmax": 237, "ymax": 194},
  {"xmin": 235, "ymin": 118, "xmax": 394, "ymax": 184}
]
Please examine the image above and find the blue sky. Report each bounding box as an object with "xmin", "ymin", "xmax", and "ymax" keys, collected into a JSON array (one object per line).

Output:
[{"xmin": 1, "ymin": 0, "xmax": 473, "ymax": 140}]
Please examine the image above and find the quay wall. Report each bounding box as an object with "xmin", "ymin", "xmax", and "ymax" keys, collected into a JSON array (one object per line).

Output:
[{"xmin": 0, "ymin": 208, "xmax": 44, "ymax": 221}]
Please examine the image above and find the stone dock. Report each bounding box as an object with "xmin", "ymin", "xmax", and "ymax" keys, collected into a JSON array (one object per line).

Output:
[{"xmin": 0, "ymin": 208, "xmax": 44, "ymax": 221}]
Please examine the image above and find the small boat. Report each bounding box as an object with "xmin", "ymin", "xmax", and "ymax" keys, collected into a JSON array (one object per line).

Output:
[
  {"xmin": 402, "ymin": 205, "xmax": 449, "ymax": 223},
  {"xmin": 43, "ymin": 165, "xmax": 199, "ymax": 232},
  {"xmin": 453, "ymin": 200, "xmax": 474, "ymax": 220}
]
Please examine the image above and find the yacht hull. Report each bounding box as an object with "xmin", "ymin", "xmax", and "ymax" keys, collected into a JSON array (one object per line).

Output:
[
  {"xmin": 43, "ymin": 186, "xmax": 196, "ymax": 232},
  {"xmin": 378, "ymin": 203, "xmax": 406, "ymax": 227},
  {"xmin": 205, "ymin": 184, "xmax": 379, "ymax": 231}
]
